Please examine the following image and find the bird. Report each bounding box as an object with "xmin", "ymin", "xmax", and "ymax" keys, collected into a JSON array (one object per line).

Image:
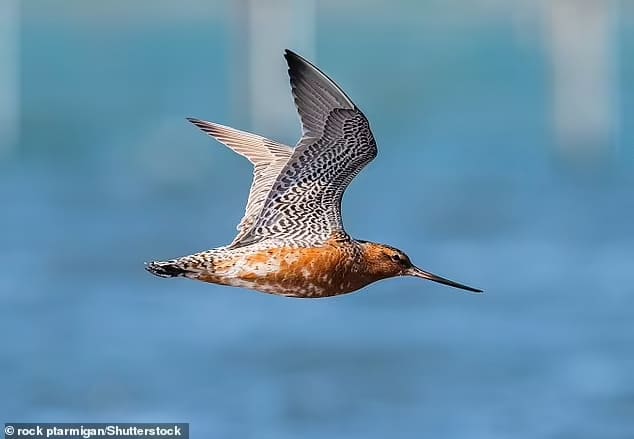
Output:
[{"xmin": 146, "ymin": 49, "xmax": 482, "ymax": 298}]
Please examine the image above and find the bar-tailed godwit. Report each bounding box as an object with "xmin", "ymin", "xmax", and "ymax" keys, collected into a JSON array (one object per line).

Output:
[{"xmin": 146, "ymin": 50, "xmax": 482, "ymax": 297}]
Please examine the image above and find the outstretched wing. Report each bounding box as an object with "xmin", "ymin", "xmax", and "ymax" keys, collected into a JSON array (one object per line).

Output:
[
  {"xmin": 231, "ymin": 50, "xmax": 377, "ymax": 247},
  {"xmin": 187, "ymin": 118, "xmax": 293, "ymax": 246}
]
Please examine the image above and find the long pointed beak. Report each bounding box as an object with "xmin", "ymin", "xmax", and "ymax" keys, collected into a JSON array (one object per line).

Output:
[{"xmin": 406, "ymin": 267, "xmax": 483, "ymax": 293}]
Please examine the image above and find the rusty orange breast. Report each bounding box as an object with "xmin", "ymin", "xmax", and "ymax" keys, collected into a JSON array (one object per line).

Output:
[{"xmin": 250, "ymin": 240, "xmax": 371, "ymax": 297}]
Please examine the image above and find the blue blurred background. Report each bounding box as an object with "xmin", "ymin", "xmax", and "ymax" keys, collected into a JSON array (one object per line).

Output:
[{"xmin": 1, "ymin": 1, "xmax": 633, "ymax": 437}]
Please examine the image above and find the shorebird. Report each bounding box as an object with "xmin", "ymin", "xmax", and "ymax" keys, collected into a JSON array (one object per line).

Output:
[{"xmin": 146, "ymin": 50, "xmax": 482, "ymax": 297}]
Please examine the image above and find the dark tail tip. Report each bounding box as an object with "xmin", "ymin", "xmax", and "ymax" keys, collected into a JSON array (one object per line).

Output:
[{"xmin": 145, "ymin": 260, "xmax": 186, "ymax": 278}]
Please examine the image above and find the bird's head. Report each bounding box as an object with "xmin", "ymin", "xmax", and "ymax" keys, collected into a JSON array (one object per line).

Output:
[{"xmin": 359, "ymin": 241, "xmax": 482, "ymax": 293}]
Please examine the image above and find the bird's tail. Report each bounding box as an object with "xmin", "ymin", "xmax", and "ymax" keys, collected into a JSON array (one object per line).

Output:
[
  {"xmin": 145, "ymin": 259, "xmax": 190, "ymax": 278},
  {"xmin": 145, "ymin": 252, "xmax": 215, "ymax": 279}
]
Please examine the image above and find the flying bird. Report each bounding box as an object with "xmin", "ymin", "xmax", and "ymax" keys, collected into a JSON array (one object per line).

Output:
[{"xmin": 146, "ymin": 50, "xmax": 482, "ymax": 297}]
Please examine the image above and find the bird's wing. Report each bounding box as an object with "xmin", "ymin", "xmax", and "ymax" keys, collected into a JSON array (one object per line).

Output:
[
  {"xmin": 230, "ymin": 50, "xmax": 377, "ymax": 248},
  {"xmin": 187, "ymin": 118, "xmax": 293, "ymax": 245}
]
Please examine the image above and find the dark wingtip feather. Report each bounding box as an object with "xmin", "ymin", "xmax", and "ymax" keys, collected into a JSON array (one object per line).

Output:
[
  {"xmin": 284, "ymin": 49, "xmax": 303, "ymax": 62},
  {"xmin": 187, "ymin": 117, "xmax": 214, "ymax": 135},
  {"xmin": 284, "ymin": 49, "xmax": 309, "ymax": 76},
  {"xmin": 284, "ymin": 48, "xmax": 299, "ymax": 60},
  {"xmin": 282, "ymin": 49, "xmax": 355, "ymax": 112}
]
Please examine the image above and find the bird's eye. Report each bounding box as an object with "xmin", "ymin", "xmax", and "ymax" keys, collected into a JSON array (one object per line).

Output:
[{"xmin": 391, "ymin": 254, "xmax": 402, "ymax": 263}]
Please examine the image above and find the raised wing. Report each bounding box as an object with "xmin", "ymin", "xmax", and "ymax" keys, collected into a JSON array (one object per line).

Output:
[
  {"xmin": 230, "ymin": 50, "xmax": 377, "ymax": 247},
  {"xmin": 187, "ymin": 118, "xmax": 293, "ymax": 245}
]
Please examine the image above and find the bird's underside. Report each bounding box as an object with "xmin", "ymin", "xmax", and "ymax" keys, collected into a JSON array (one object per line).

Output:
[
  {"xmin": 146, "ymin": 50, "xmax": 483, "ymax": 297},
  {"xmin": 148, "ymin": 237, "xmax": 376, "ymax": 298}
]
